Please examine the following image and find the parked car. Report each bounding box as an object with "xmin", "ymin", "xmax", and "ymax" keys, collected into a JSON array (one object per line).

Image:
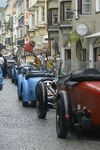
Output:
[
  {"xmin": 0, "ymin": 67, "xmax": 3, "ymax": 90},
  {"xmin": 55, "ymin": 66, "xmax": 100, "ymax": 138},
  {"xmin": 11, "ymin": 65, "xmax": 18, "ymax": 84},
  {"xmin": 11, "ymin": 63, "xmax": 30, "ymax": 85},
  {"xmin": 17, "ymin": 68, "xmax": 55, "ymax": 113},
  {"xmin": 36, "ymin": 74, "xmax": 57, "ymax": 119},
  {"xmin": 36, "ymin": 60, "xmax": 100, "ymax": 138},
  {"xmin": 7, "ymin": 58, "xmax": 16, "ymax": 78}
]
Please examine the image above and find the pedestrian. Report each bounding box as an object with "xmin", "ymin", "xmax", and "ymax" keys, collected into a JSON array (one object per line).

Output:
[
  {"xmin": 2, "ymin": 57, "xmax": 7, "ymax": 77},
  {"xmin": 0, "ymin": 54, "xmax": 4, "ymax": 73}
]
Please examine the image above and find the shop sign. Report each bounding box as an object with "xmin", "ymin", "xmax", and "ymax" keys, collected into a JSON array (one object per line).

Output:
[
  {"xmin": 76, "ymin": 24, "xmax": 88, "ymax": 36},
  {"xmin": 70, "ymin": 31, "xmax": 80, "ymax": 42}
]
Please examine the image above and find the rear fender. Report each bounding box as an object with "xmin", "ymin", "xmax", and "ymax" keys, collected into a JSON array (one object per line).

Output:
[
  {"xmin": 29, "ymin": 77, "xmax": 42, "ymax": 101},
  {"xmin": 58, "ymin": 90, "xmax": 72, "ymax": 125},
  {"xmin": 11, "ymin": 68, "xmax": 14, "ymax": 79},
  {"xmin": 22, "ymin": 78, "xmax": 29, "ymax": 102},
  {"xmin": 0, "ymin": 67, "xmax": 3, "ymax": 87},
  {"xmin": 15, "ymin": 69, "xmax": 18, "ymax": 78},
  {"xmin": 17, "ymin": 74, "xmax": 24, "ymax": 97}
]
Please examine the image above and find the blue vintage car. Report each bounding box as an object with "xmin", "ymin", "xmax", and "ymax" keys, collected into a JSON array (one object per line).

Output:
[
  {"xmin": 0, "ymin": 67, "xmax": 3, "ymax": 90},
  {"xmin": 11, "ymin": 64, "xmax": 19, "ymax": 84},
  {"xmin": 17, "ymin": 69, "xmax": 55, "ymax": 111},
  {"xmin": 11, "ymin": 63, "xmax": 30, "ymax": 85}
]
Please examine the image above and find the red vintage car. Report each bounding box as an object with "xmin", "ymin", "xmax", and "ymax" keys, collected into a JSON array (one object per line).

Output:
[{"xmin": 56, "ymin": 67, "xmax": 100, "ymax": 138}]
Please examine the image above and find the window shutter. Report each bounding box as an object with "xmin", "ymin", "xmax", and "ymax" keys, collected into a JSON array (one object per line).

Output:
[
  {"xmin": 48, "ymin": 9, "xmax": 52, "ymax": 26},
  {"xmin": 77, "ymin": 0, "xmax": 82, "ymax": 14},
  {"xmin": 60, "ymin": 2, "xmax": 64, "ymax": 22}
]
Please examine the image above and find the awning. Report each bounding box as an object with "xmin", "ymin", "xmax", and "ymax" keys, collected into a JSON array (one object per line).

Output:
[
  {"xmin": 85, "ymin": 32, "xmax": 100, "ymax": 38},
  {"xmin": 23, "ymin": 41, "xmax": 35, "ymax": 53},
  {"xmin": 23, "ymin": 43, "xmax": 33, "ymax": 52}
]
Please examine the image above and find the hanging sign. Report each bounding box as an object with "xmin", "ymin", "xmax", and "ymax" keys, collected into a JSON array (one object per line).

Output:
[
  {"xmin": 76, "ymin": 24, "xmax": 88, "ymax": 36},
  {"xmin": 70, "ymin": 31, "xmax": 80, "ymax": 42}
]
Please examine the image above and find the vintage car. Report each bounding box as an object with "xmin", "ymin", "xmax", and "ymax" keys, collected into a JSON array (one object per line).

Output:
[
  {"xmin": 55, "ymin": 67, "xmax": 100, "ymax": 138},
  {"xmin": 35, "ymin": 61, "xmax": 100, "ymax": 138},
  {"xmin": 0, "ymin": 67, "xmax": 3, "ymax": 90},
  {"xmin": 17, "ymin": 68, "xmax": 55, "ymax": 112},
  {"xmin": 11, "ymin": 64, "xmax": 19, "ymax": 84},
  {"xmin": 11, "ymin": 63, "xmax": 30, "ymax": 84},
  {"xmin": 7, "ymin": 58, "xmax": 16, "ymax": 78},
  {"xmin": 36, "ymin": 74, "xmax": 57, "ymax": 119}
]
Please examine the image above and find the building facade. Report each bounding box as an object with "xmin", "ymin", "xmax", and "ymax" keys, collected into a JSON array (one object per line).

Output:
[
  {"xmin": 0, "ymin": 0, "xmax": 100, "ymax": 70},
  {"xmin": 28, "ymin": 0, "xmax": 48, "ymax": 54},
  {"xmin": 47, "ymin": 0, "xmax": 100, "ymax": 71}
]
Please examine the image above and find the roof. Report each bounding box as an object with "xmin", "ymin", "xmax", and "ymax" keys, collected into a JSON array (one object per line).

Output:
[{"xmin": 85, "ymin": 32, "xmax": 100, "ymax": 38}]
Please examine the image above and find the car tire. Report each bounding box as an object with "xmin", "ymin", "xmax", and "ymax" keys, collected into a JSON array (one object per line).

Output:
[
  {"xmin": 12, "ymin": 79, "xmax": 15, "ymax": 83},
  {"xmin": 18, "ymin": 84, "xmax": 23, "ymax": 100},
  {"xmin": 56, "ymin": 99, "xmax": 68, "ymax": 138},
  {"xmin": 14, "ymin": 78, "xmax": 17, "ymax": 85},
  {"xmin": 36, "ymin": 81, "xmax": 47, "ymax": 119},
  {"xmin": 18, "ymin": 95, "xmax": 22, "ymax": 100},
  {"xmin": 22, "ymin": 101, "xmax": 28, "ymax": 107},
  {"xmin": 0, "ymin": 85, "xmax": 3, "ymax": 90},
  {"xmin": 18, "ymin": 90, "xmax": 22, "ymax": 100}
]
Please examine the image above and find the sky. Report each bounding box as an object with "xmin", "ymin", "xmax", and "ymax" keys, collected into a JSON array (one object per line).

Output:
[{"xmin": 0, "ymin": 0, "xmax": 7, "ymax": 7}]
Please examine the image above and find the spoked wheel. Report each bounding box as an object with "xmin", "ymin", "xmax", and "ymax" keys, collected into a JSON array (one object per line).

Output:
[
  {"xmin": 36, "ymin": 81, "xmax": 47, "ymax": 119},
  {"xmin": 56, "ymin": 99, "xmax": 68, "ymax": 138},
  {"xmin": 44, "ymin": 80, "xmax": 56, "ymax": 109}
]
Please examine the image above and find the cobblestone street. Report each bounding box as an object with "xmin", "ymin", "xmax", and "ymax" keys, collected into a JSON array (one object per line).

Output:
[{"xmin": 0, "ymin": 79, "xmax": 100, "ymax": 150}]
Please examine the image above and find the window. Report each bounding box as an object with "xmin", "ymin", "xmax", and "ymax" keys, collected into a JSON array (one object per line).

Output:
[
  {"xmin": 77, "ymin": 0, "xmax": 91, "ymax": 15},
  {"xmin": 52, "ymin": 9, "xmax": 58, "ymax": 25},
  {"xmin": 64, "ymin": 2, "xmax": 72, "ymax": 20},
  {"xmin": 48, "ymin": 9, "xmax": 58, "ymax": 26},
  {"xmin": 96, "ymin": 0, "xmax": 100, "ymax": 12},
  {"xmin": 41, "ymin": 7, "xmax": 45, "ymax": 21},
  {"xmin": 32, "ymin": 15, "xmax": 35, "ymax": 27},
  {"xmin": 26, "ymin": 0, "xmax": 29, "ymax": 9},
  {"xmin": 60, "ymin": 1, "xmax": 72, "ymax": 22},
  {"xmin": 37, "ymin": 11, "xmax": 39, "ymax": 24},
  {"xmin": 82, "ymin": 0, "xmax": 91, "ymax": 14},
  {"xmin": 82, "ymin": 49, "xmax": 86, "ymax": 61}
]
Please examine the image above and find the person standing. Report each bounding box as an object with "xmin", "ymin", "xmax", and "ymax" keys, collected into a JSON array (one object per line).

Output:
[
  {"xmin": 2, "ymin": 57, "xmax": 7, "ymax": 77},
  {"xmin": 0, "ymin": 54, "xmax": 4, "ymax": 64},
  {"xmin": 0, "ymin": 54, "xmax": 4, "ymax": 73}
]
